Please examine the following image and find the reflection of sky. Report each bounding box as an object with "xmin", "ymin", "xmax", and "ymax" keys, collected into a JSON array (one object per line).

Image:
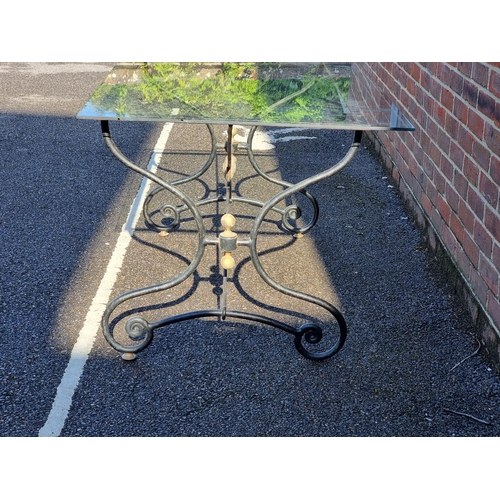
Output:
[{"xmin": 77, "ymin": 102, "xmax": 124, "ymax": 119}]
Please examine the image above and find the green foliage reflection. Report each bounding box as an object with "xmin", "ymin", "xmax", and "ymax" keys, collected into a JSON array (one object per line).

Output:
[{"xmin": 88, "ymin": 62, "xmax": 351, "ymax": 124}]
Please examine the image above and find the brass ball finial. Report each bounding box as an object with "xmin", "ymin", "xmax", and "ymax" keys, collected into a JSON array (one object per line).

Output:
[{"xmin": 221, "ymin": 213, "xmax": 236, "ymax": 230}]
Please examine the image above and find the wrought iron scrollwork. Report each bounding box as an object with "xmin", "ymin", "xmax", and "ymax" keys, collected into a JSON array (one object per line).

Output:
[
  {"xmin": 143, "ymin": 123, "xmax": 218, "ymax": 232},
  {"xmin": 99, "ymin": 120, "xmax": 362, "ymax": 361}
]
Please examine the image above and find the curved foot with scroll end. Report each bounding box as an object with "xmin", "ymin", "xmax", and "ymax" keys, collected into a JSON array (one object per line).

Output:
[{"xmin": 294, "ymin": 316, "xmax": 347, "ymax": 361}]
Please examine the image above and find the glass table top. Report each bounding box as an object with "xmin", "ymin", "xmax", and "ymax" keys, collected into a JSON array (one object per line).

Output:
[{"xmin": 77, "ymin": 62, "xmax": 414, "ymax": 131}]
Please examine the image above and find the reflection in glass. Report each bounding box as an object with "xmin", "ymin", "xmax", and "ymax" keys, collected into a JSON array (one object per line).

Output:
[{"xmin": 78, "ymin": 62, "xmax": 414, "ymax": 131}]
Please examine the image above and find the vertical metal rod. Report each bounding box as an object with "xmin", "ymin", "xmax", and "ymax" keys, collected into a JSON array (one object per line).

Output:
[
  {"xmin": 226, "ymin": 125, "xmax": 233, "ymax": 210},
  {"xmin": 222, "ymin": 124, "xmax": 233, "ymax": 320},
  {"xmin": 221, "ymin": 269, "xmax": 228, "ymax": 320}
]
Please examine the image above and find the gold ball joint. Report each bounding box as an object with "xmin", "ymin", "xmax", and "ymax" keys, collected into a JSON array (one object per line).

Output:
[
  {"xmin": 220, "ymin": 253, "xmax": 235, "ymax": 270},
  {"xmin": 221, "ymin": 213, "xmax": 236, "ymax": 230},
  {"xmin": 219, "ymin": 214, "xmax": 237, "ymax": 270}
]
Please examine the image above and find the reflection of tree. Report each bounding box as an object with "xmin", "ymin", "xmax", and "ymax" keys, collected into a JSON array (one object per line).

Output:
[{"xmin": 88, "ymin": 62, "xmax": 351, "ymax": 124}]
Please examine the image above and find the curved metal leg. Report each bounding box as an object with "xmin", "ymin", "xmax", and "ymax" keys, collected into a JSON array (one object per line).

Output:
[
  {"xmin": 100, "ymin": 121, "xmax": 209, "ymax": 359},
  {"xmin": 244, "ymin": 126, "xmax": 320, "ymax": 235},
  {"xmin": 143, "ymin": 123, "xmax": 218, "ymax": 232},
  {"xmin": 238, "ymin": 130, "xmax": 362, "ymax": 359}
]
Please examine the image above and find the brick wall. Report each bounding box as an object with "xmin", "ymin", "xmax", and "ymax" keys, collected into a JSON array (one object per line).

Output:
[{"xmin": 355, "ymin": 62, "xmax": 500, "ymax": 369}]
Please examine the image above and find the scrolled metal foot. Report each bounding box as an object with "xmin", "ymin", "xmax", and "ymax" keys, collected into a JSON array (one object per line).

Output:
[{"xmin": 294, "ymin": 320, "xmax": 347, "ymax": 361}]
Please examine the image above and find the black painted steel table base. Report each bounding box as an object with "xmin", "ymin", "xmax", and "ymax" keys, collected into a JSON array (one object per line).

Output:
[{"xmin": 99, "ymin": 121, "xmax": 362, "ymax": 361}]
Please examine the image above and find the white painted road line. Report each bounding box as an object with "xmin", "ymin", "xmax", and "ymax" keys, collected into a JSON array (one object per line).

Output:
[{"xmin": 38, "ymin": 121, "xmax": 175, "ymax": 437}]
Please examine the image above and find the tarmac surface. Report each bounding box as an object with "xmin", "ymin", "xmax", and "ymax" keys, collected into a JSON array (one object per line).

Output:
[{"xmin": 1, "ymin": 63, "xmax": 500, "ymax": 437}]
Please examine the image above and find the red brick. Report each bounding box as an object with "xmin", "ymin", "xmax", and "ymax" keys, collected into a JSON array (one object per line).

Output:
[
  {"xmin": 397, "ymin": 89, "xmax": 411, "ymax": 113},
  {"xmin": 423, "ymin": 93, "xmax": 435, "ymax": 117},
  {"xmin": 440, "ymin": 153, "xmax": 454, "ymax": 180},
  {"xmin": 462, "ymin": 230, "xmax": 480, "ymax": 267},
  {"xmin": 458, "ymin": 124, "xmax": 473, "ymax": 155},
  {"xmin": 450, "ymin": 141, "xmax": 465, "ymax": 169},
  {"xmin": 449, "ymin": 69, "xmax": 465, "ymax": 95},
  {"xmin": 454, "ymin": 170, "xmax": 469, "ymax": 198},
  {"xmin": 485, "ymin": 206, "xmax": 500, "ymax": 240},
  {"xmin": 430, "ymin": 63, "xmax": 440, "ymax": 75},
  {"xmin": 445, "ymin": 112, "xmax": 459, "ymax": 137},
  {"xmin": 415, "ymin": 85, "xmax": 425, "ymax": 106},
  {"xmin": 414, "ymin": 142, "xmax": 425, "ymax": 166},
  {"xmin": 478, "ymin": 90, "xmax": 497, "ymax": 122},
  {"xmin": 420, "ymin": 130, "xmax": 431, "ymax": 156},
  {"xmin": 427, "ymin": 116, "xmax": 439, "ymax": 142},
  {"xmin": 454, "ymin": 240, "xmax": 471, "ymax": 277},
  {"xmin": 453, "ymin": 97, "xmax": 469, "ymax": 124},
  {"xmin": 429, "ymin": 141, "xmax": 441, "ymax": 167},
  {"xmin": 472, "ymin": 139, "xmax": 491, "ymax": 170},
  {"xmin": 435, "ymin": 104, "xmax": 447, "ymax": 127},
  {"xmin": 464, "ymin": 156, "xmax": 480, "ymax": 186},
  {"xmin": 450, "ymin": 212, "xmax": 464, "ymax": 239},
  {"xmin": 410, "ymin": 64, "xmax": 421, "ymax": 83},
  {"xmin": 489, "ymin": 70, "xmax": 500, "ymax": 99},
  {"xmin": 407, "ymin": 77, "xmax": 416, "ymax": 97},
  {"xmin": 436, "ymin": 192, "xmax": 451, "ymax": 222},
  {"xmin": 423, "ymin": 154, "xmax": 436, "ymax": 181},
  {"xmin": 474, "ymin": 220, "xmax": 493, "ymax": 256},
  {"xmin": 472, "ymin": 63, "xmax": 490, "ymax": 87},
  {"xmin": 468, "ymin": 187, "xmax": 485, "ymax": 219},
  {"xmin": 421, "ymin": 192, "xmax": 432, "ymax": 216},
  {"xmin": 441, "ymin": 88, "xmax": 453, "ymax": 112},
  {"xmin": 421, "ymin": 67, "xmax": 432, "ymax": 88},
  {"xmin": 458, "ymin": 62, "xmax": 473, "ymax": 77},
  {"xmin": 485, "ymin": 122, "xmax": 500, "ymax": 157},
  {"xmin": 467, "ymin": 108, "xmax": 485, "ymax": 138},
  {"xmin": 431, "ymin": 205, "xmax": 444, "ymax": 232},
  {"xmin": 480, "ymin": 172, "xmax": 499, "ymax": 207},
  {"xmin": 408, "ymin": 153, "xmax": 419, "ymax": 179},
  {"xmin": 445, "ymin": 183, "xmax": 460, "ymax": 213},
  {"xmin": 490, "ymin": 155, "xmax": 500, "ymax": 184},
  {"xmin": 441, "ymin": 217, "xmax": 457, "ymax": 252},
  {"xmin": 429, "ymin": 77, "xmax": 442, "ymax": 101},
  {"xmin": 458, "ymin": 198, "xmax": 475, "ymax": 234},
  {"xmin": 438, "ymin": 63, "xmax": 450, "ymax": 82},
  {"xmin": 494, "ymin": 244, "xmax": 500, "ymax": 269},
  {"xmin": 463, "ymin": 79, "xmax": 479, "ymax": 107},
  {"xmin": 434, "ymin": 168, "xmax": 447, "ymax": 194},
  {"xmin": 469, "ymin": 268, "xmax": 489, "ymax": 303},
  {"xmin": 479, "ymin": 255, "xmax": 499, "ymax": 295},
  {"xmin": 437, "ymin": 131, "xmax": 450, "ymax": 158}
]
